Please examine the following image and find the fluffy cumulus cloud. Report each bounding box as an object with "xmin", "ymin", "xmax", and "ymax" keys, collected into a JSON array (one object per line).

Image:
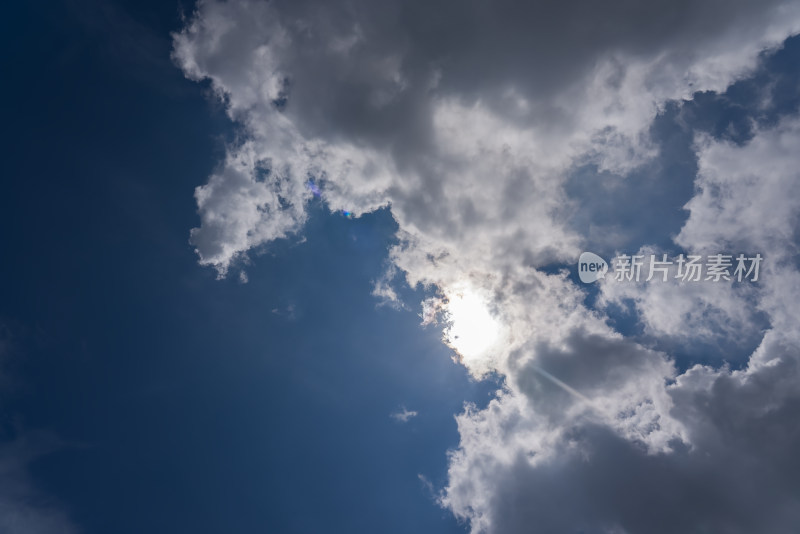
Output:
[{"xmin": 173, "ymin": 1, "xmax": 800, "ymax": 532}]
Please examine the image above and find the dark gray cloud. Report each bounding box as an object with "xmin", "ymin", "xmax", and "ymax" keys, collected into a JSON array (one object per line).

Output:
[
  {"xmin": 449, "ymin": 333, "xmax": 800, "ymax": 534},
  {"xmin": 512, "ymin": 332, "xmax": 675, "ymax": 420},
  {"xmin": 173, "ymin": 0, "xmax": 799, "ymax": 273}
]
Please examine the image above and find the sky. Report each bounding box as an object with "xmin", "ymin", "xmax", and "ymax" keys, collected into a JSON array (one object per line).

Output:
[{"xmin": 3, "ymin": 0, "xmax": 800, "ymax": 533}]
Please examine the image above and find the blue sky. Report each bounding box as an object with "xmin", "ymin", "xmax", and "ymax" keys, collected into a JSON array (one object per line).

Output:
[
  {"xmin": 2, "ymin": 2, "xmax": 495, "ymax": 532},
  {"xmin": 4, "ymin": 1, "xmax": 800, "ymax": 533}
]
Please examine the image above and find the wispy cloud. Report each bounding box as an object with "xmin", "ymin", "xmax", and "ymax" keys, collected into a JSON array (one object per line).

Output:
[
  {"xmin": 390, "ymin": 406, "xmax": 418, "ymax": 423},
  {"xmin": 0, "ymin": 325, "xmax": 78, "ymax": 534}
]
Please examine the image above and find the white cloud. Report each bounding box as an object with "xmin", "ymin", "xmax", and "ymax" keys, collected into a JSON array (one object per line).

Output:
[
  {"xmin": 391, "ymin": 406, "xmax": 418, "ymax": 423},
  {"xmin": 598, "ymin": 246, "xmax": 764, "ymax": 345},
  {"xmin": 173, "ymin": 0, "xmax": 800, "ymax": 277},
  {"xmin": 679, "ymin": 118, "xmax": 800, "ymax": 257},
  {"xmin": 442, "ymin": 110, "xmax": 800, "ymax": 534},
  {"xmin": 173, "ymin": 1, "xmax": 800, "ymax": 531}
]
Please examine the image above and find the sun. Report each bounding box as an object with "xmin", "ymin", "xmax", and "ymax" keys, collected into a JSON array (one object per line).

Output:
[{"xmin": 443, "ymin": 289, "xmax": 501, "ymax": 365}]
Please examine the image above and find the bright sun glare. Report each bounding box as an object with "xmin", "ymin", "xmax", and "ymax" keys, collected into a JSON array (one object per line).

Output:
[{"xmin": 444, "ymin": 290, "xmax": 501, "ymax": 364}]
